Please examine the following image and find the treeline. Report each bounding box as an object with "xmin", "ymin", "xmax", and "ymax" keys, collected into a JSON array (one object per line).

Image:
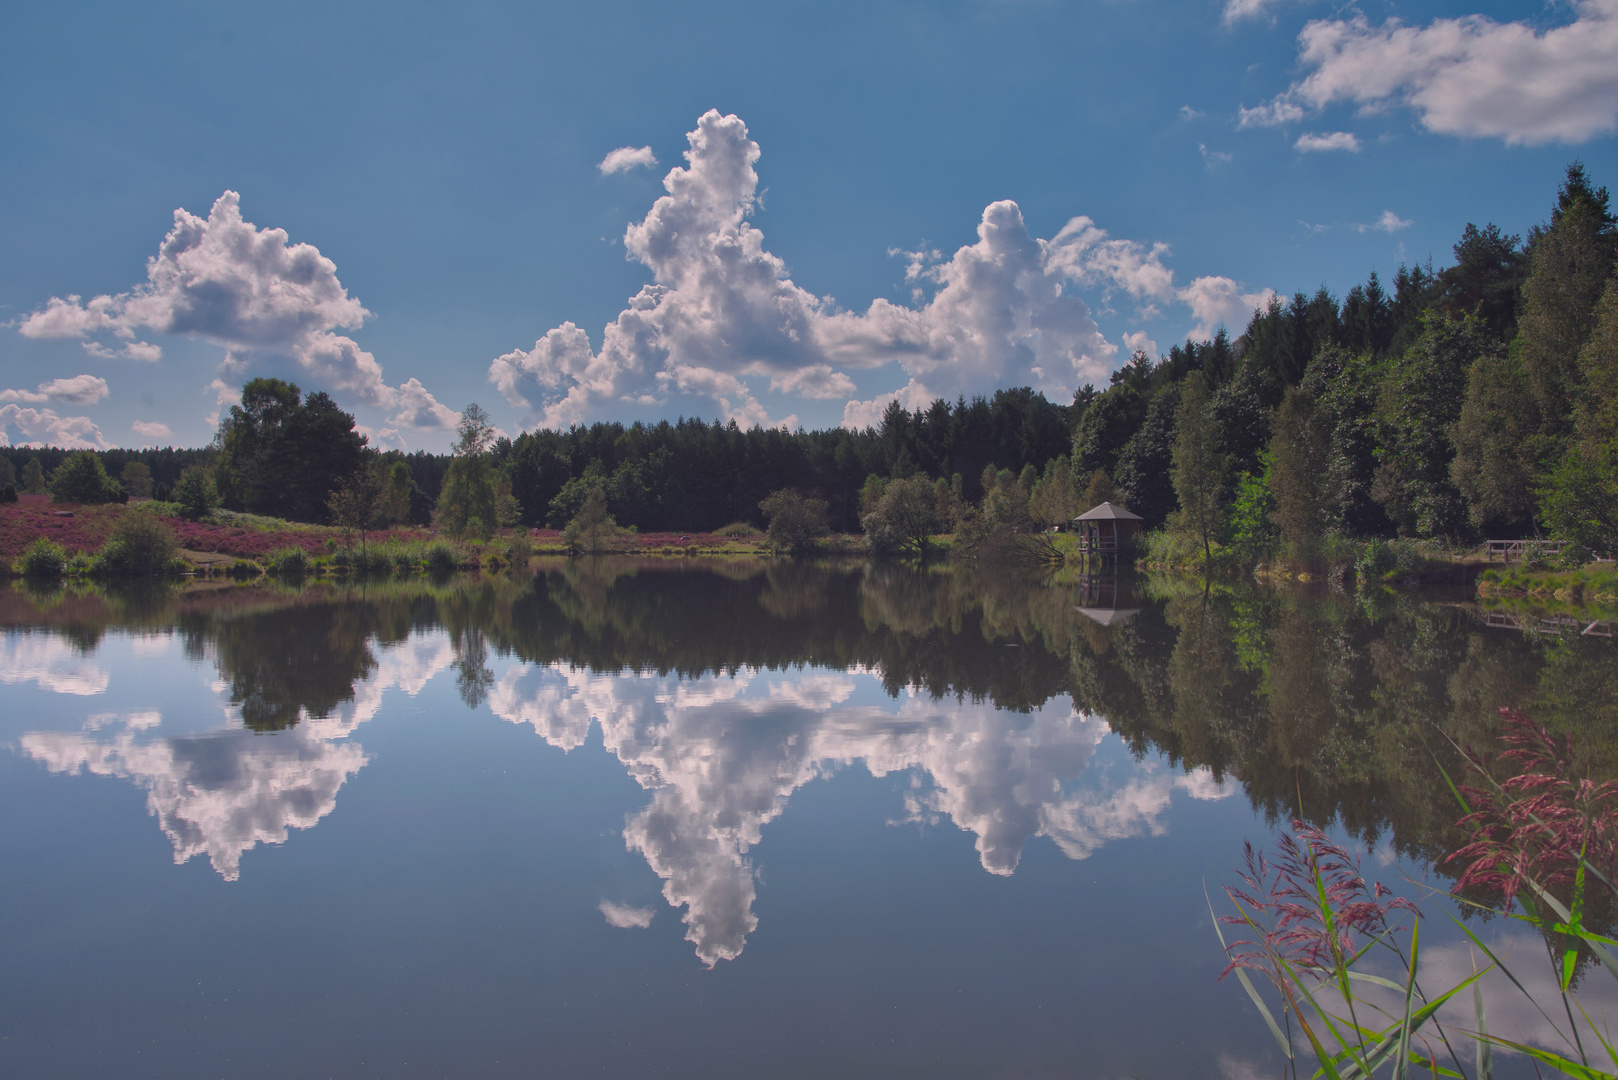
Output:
[
  {"xmin": 1073, "ymin": 162, "xmax": 1618, "ymax": 558},
  {"xmin": 14, "ymin": 162, "xmax": 1613, "ymax": 550}
]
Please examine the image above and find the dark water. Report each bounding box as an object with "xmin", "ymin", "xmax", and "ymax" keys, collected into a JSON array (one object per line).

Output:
[{"xmin": 3, "ymin": 561, "xmax": 1615, "ymax": 1079}]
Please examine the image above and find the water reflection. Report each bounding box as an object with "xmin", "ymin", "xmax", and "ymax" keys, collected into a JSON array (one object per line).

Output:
[
  {"xmin": 491, "ymin": 663, "xmax": 1225, "ymax": 962},
  {"xmin": 7, "ymin": 563, "xmax": 1618, "ymax": 959},
  {"xmin": 22, "ymin": 717, "xmax": 368, "ymax": 880}
]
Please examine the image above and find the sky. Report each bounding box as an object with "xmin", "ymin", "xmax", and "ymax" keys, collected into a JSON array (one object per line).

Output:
[{"xmin": 2, "ymin": 0, "xmax": 1616, "ymax": 452}]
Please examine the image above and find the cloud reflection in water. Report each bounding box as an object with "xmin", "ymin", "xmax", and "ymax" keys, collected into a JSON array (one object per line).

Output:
[{"xmin": 491, "ymin": 663, "xmax": 1228, "ymax": 965}]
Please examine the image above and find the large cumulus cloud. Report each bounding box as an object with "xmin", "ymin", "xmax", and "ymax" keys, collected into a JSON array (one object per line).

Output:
[
  {"xmin": 492, "ymin": 111, "xmax": 1258, "ymax": 431},
  {"xmin": 1241, "ymin": 0, "xmax": 1618, "ymax": 145},
  {"xmin": 16, "ymin": 191, "xmax": 457, "ymax": 437}
]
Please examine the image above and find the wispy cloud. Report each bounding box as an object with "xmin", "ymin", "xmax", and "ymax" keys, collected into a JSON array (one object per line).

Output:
[
  {"xmin": 598, "ymin": 146, "xmax": 659, "ymax": 175},
  {"xmin": 1294, "ymin": 131, "xmax": 1361, "ymax": 153}
]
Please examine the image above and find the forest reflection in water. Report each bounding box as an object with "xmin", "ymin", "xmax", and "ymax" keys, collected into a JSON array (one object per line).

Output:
[{"xmin": 6, "ymin": 560, "xmax": 1618, "ymax": 965}]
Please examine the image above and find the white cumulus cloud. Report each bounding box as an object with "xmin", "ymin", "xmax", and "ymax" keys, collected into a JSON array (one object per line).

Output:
[
  {"xmin": 599, "ymin": 146, "xmax": 659, "ymax": 174},
  {"xmin": 0, "ymin": 375, "xmax": 110, "ymax": 405},
  {"xmin": 599, "ymin": 900, "xmax": 657, "ymax": 928},
  {"xmin": 493, "ymin": 111, "xmax": 1231, "ymax": 431},
  {"xmin": 15, "ymin": 191, "xmax": 457, "ymax": 428},
  {"xmin": 1176, "ymin": 276, "xmax": 1277, "ymax": 339},
  {"xmin": 1356, "ymin": 210, "xmax": 1414, "ymax": 234},
  {"xmin": 1247, "ymin": 0, "xmax": 1618, "ymax": 144},
  {"xmin": 1295, "ymin": 131, "xmax": 1361, "ymax": 153},
  {"xmin": 131, "ymin": 420, "xmax": 174, "ymax": 444},
  {"xmin": 0, "ymin": 404, "xmax": 108, "ymax": 449}
]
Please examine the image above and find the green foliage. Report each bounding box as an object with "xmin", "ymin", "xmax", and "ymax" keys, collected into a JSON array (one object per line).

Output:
[
  {"xmin": 47, "ymin": 450, "xmax": 123, "ymax": 504},
  {"xmin": 1028, "ymin": 455, "xmax": 1082, "ymax": 528},
  {"xmin": 714, "ymin": 521, "xmax": 762, "ymax": 537},
  {"xmin": 1227, "ymin": 460, "xmax": 1277, "ymax": 562},
  {"xmin": 263, "ymin": 547, "xmax": 310, "ymax": 576},
  {"xmin": 423, "ymin": 542, "xmax": 459, "ymax": 575},
  {"xmin": 1518, "ymin": 162, "xmax": 1617, "ymax": 433},
  {"xmin": 758, "ymin": 489, "xmax": 830, "ymax": 553},
  {"xmin": 437, "ymin": 410, "xmax": 499, "ymax": 542},
  {"xmin": 1, "ymin": 484, "xmax": 16, "ymax": 503},
  {"xmin": 120, "ymin": 461, "xmax": 152, "ymax": 498},
  {"xmin": 20, "ymin": 457, "xmax": 45, "ymax": 494},
  {"xmin": 215, "ymin": 377, "xmax": 368, "ymax": 523},
  {"xmin": 502, "ymin": 535, "xmax": 533, "ymax": 567},
  {"xmin": 1081, "ymin": 468, "xmax": 1118, "ymax": 509},
  {"xmin": 562, "ymin": 486, "xmax": 620, "ymax": 553},
  {"xmin": 1372, "ymin": 315, "xmax": 1491, "ymax": 538},
  {"xmin": 1267, "ymin": 386, "xmax": 1332, "ymax": 550},
  {"xmin": 91, "ymin": 513, "xmax": 180, "ymax": 576},
  {"xmin": 1450, "ymin": 345, "xmax": 1544, "ymax": 530},
  {"xmin": 1072, "ymin": 382, "xmax": 1146, "ymax": 478},
  {"xmin": 1113, "ymin": 383, "xmax": 1181, "ymax": 527},
  {"xmin": 1170, "ymin": 372, "xmax": 1231, "ymax": 566},
  {"xmin": 1541, "ymin": 446, "xmax": 1618, "ymax": 558},
  {"xmin": 1355, "ymin": 538, "xmax": 1396, "ymax": 582},
  {"xmin": 173, "ymin": 464, "xmax": 219, "ymax": 520},
  {"xmin": 18, "ymin": 538, "xmax": 67, "ymax": 578},
  {"xmin": 861, "ymin": 474, "xmax": 937, "ymax": 558},
  {"xmin": 381, "ymin": 460, "xmax": 416, "ymax": 525}
]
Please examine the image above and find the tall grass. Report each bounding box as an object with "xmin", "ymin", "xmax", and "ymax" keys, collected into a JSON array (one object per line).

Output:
[{"xmin": 1218, "ymin": 708, "xmax": 1618, "ymax": 1078}]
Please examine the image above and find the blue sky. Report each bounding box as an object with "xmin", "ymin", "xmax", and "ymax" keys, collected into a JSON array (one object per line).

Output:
[{"xmin": 2, "ymin": 0, "xmax": 1615, "ymax": 451}]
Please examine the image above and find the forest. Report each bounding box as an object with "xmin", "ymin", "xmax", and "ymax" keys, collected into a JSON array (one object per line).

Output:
[{"xmin": 6, "ymin": 162, "xmax": 1614, "ymax": 557}]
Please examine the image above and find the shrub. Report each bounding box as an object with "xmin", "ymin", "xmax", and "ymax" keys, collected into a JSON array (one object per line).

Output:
[
  {"xmin": 1354, "ymin": 538, "xmax": 1395, "ymax": 582},
  {"xmin": 1, "ymin": 484, "xmax": 16, "ymax": 503},
  {"xmin": 264, "ymin": 547, "xmax": 310, "ymax": 576},
  {"xmin": 19, "ymin": 538, "xmax": 68, "ymax": 578},
  {"xmin": 423, "ymin": 542, "xmax": 458, "ymax": 574},
  {"xmin": 47, "ymin": 451, "xmax": 123, "ymax": 504},
  {"xmin": 225, "ymin": 560, "xmax": 262, "ymax": 579},
  {"xmin": 503, "ymin": 535, "xmax": 533, "ymax": 566},
  {"xmin": 92, "ymin": 514, "xmax": 180, "ymax": 576},
  {"xmin": 173, "ymin": 465, "xmax": 219, "ymax": 520},
  {"xmin": 758, "ymin": 490, "xmax": 830, "ymax": 554},
  {"xmin": 66, "ymin": 552, "xmax": 95, "ymax": 576},
  {"xmin": 714, "ymin": 521, "xmax": 762, "ymax": 538}
]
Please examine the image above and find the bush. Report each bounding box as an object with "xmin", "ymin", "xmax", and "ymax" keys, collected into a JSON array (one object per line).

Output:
[
  {"xmin": 264, "ymin": 547, "xmax": 310, "ymax": 576},
  {"xmin": 225, "ymin": 560, "xmax": 262, "ymax": 579},
  {"xmin": 1, "ymin": 483, "xmax": 16, "ymax": 503},
  {"xmin": 758, "ymin": 490, "xmax": 829, "ymax": 554},
  {"xmin": 19, "ymin": 538, "xmax": 68, "ymax": 578},
  {"xmin": 503, "ymin": 535, "xmax": 533, "ymax": 566},
  {"xmin": 1355, "ymin": 538, "xmax": 1396, "ymax": 582},
  {"xmin": 47, "ymin": 451, "xmax": 123, "ymax": 504},
  {"xmin": 66, "ymin": 552, "xmax": 95, "ymax": 576},
  {"xmin": 92, "ymin": 514, "xmax": 180, "ymax": 576},
  {"xmin": 173, "ymin": 464, "xmax": 219, "ymax": 520},
  {"xmin": 423, "ymin": 542, "xmax": 458, "ymax": 574},
  {"xmin": 714, "ymin": 521, "xmax": 762, "ymax": 538}
]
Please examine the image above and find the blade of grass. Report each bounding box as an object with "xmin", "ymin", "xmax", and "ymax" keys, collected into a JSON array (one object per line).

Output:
[{"xmin": 1209, "ymin": 886, "xmax": 1293, "ymax": 1060}]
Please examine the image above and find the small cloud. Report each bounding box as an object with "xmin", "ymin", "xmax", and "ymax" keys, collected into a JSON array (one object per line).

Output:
[
  {"xmin": 1199, "ymin": 143, "xmax": 1233, "ymax": 167},
  {"xmin": 598, "ymin": 146, "xmax": 659, "ymax": 175},
  {"xmin": 1238, "ymin": 99, "xmax": 1306, "ymax": 128},
  {"xmin": 131, "ymin": 420, "xmax": 173, "ymax": 444},
  {"xmin": 123, "ymin": 341, "xmax": 162, "ymax": 361},
  {"xmin": 1123, "ymin": 331, "xmax": 1158, "ymax": 359},
  {"xmin": 599, "ymin": 900, "xmax": 656, "ymax": 928},
  {"xmin": 1221, "ymin": 0, "xmax": 1298, "ymax": 25},
  {"xmin": 1295, "ymin": 131, "xmax": 1361, "ymax": 153},
  {"xmin": 1300, "ymin": 220, "xmax": 1333, "ymax": 237},
  {"xmin": 1180, "ymin": 105, "xmax": 1203, "ymax": 121},
  {"xmin": 1355, "ymin": 210, "xmax": 1413, "ymax": 234}
]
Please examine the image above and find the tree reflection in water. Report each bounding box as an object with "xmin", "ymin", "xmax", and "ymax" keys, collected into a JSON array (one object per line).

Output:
[{"xmin": 7, "ymin": 564, "xmax": 1618, "ymax": 956}]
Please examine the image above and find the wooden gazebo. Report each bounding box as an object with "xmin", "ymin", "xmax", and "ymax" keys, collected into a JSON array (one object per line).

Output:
[{"xmin": 1073, "ymin": 501, "xmax": 1142, "ymax": 565}]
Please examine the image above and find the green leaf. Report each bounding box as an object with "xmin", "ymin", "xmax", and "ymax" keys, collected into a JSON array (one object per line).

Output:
[
  {"xmin": 1208, "ymin": 886, "xmax": 1292, "ymax": 1060},
  {"xmin": 1479, "ymin": 1035, "xmax": 1618, "ymax": 1079}
]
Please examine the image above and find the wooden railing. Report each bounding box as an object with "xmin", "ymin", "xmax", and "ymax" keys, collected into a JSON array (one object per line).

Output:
[
  {"xmin": 1486, "ymin": 539, "xmax": 1564, "ymax": 562},
  {"xmin": 1075, "ymin": 537, "xmax": 1118, "ymax": 552},
  {"xmin": 1484, "ymin": 611, "xmax": 1613, "ymax": 637}
]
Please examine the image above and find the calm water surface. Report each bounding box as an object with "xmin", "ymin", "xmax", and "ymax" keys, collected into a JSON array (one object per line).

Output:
[{"xmin": 3, "ymin": 561, "xmax": 1614, "ymax": 1078}]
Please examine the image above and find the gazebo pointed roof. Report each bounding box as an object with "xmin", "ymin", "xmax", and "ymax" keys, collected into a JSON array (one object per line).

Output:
[{"xmin": 1074, "ymin": 501, "xmax": 1142, "ymax": 522}]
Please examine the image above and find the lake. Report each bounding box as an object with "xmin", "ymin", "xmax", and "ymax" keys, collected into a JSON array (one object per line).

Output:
[{"xmin": 3, "ymin": 560, "xmax": 1614, "ymax": 1078}]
